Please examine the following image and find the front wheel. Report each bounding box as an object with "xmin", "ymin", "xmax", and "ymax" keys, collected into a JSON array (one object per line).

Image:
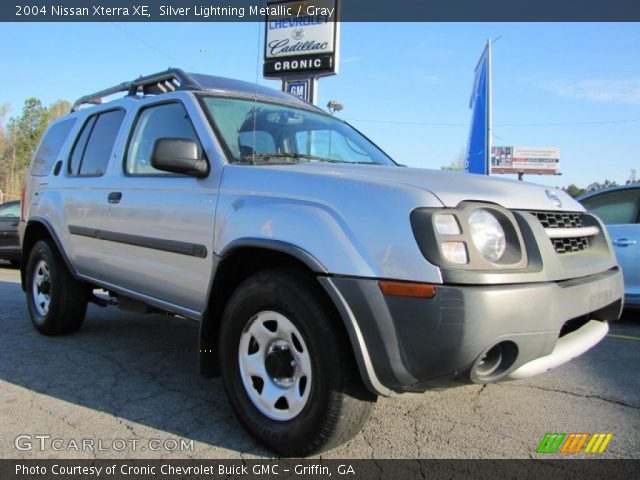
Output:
[
  {"xmin": 26, "ymin": 239, "xmax": 89, "ymax": 335},
  {"xmin": 219, "ymin": 269, "xmax": 376, "ymax": 456}
]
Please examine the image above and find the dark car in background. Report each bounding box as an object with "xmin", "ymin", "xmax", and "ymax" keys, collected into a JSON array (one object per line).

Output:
[
  {"xmin": 579, "ymin": 185, "xmax": 640, "ymax": 308},
  {"xmin": 0, "ymin": 200, "xmax": 21, "ymax": 267}
]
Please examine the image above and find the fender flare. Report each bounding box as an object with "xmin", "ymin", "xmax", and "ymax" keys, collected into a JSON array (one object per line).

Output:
[
  {"xmin": 217, "ymin": 237, "xmax": 329, "ymax": 274},
  {"xmin": 200, "ymin": 238, "xmax": 390, "ymax": 396},
  {"xmin": 21, "ymin": 217, "xmax": 78, "ymax": 290}
]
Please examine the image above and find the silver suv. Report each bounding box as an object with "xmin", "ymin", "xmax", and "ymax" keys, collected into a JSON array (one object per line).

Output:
[{"xmin": 20, "ymin": 69, "xmax": 623, "ymax": 456}]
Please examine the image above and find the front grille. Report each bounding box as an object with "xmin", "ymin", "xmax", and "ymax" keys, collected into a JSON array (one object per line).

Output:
[
  {"xmin": 530, "ymin": 211, "xmax": 584, "ymax": 229},
  {"xmin": 526, "ymin": 211, "xmax": 590, "ymax": 255},
  {"xmin": 552, "ymin": 237, "xmax": 589, "ymax": 254}
]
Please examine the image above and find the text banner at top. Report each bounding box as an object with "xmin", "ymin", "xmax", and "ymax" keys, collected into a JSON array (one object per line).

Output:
[{"xmin": 3, "ymin": 0, "xmax": 640, "ymax": 22}]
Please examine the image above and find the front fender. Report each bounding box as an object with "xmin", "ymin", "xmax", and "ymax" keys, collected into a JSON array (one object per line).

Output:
[
  {"xmin": 215, "ymin": 195, "xmax": 380, "ymax": 278},
  {"xmin": 214, "ymin": 166, "xmax": 445, "ymax": 282}
]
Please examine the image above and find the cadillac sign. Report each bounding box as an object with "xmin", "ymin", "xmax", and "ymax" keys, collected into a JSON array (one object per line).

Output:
[{"xmin": 264, "ymin": 0, "xmax": 339, "ymax": 78}]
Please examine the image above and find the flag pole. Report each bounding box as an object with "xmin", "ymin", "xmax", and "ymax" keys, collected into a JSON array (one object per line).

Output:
[{"xmin": 486, "ymin": 38, "xmax": 492, "ymax": 176}]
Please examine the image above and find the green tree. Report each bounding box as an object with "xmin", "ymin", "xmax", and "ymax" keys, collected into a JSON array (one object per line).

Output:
[
  {"xmin": 0, "ymin": 103, "xmax": 9, "ymax": 155},
  {"xmin": 7, "ymin": 97, "xmax": 49, "ymax": 170},
  {"xmin": 0, "ymin": 98, "xmax": 70, "ymax": 200},
  {"xmin": 562, "ymin": 184, "xmax": 587, "ymax": 198},
  {"xmin": 47, "ymin": 99, "xmax": 71, "ymax": 122},
  {"xmin": 585, "ymin": 180, "xmax": 618, "ymax": 193}
]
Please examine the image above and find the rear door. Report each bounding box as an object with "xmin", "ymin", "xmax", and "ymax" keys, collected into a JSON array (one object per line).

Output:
[
  {"xmin": 60, "ymin": 109, "xmax": 127, "ymax": 279},
  {"xmin": 581, "ymin": 187, "xmax": 640, "ymax": 306},
  {"xmin": 98, "ymin": 98, "xmax": 219, "ymax": 316}
]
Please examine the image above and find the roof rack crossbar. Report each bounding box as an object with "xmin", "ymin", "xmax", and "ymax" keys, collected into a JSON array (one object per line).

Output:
[{"xmin": 71, "ymin": 68, "xmax": 201, "ymax": 112}]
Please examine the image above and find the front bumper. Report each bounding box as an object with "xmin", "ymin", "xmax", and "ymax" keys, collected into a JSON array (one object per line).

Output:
[{"xmin": 320, "ymin": 267, "xmax": 623, "ymax": 395}]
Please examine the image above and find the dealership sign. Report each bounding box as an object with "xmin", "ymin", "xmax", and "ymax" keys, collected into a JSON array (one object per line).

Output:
[
  {"xmin": 491, "ymin": 146, "xmax": 560, "ymax": 175},
  {"xmin": 284, "ymin": 79, "xmax": 310, "ymax": 101},
  {"xmin": 264, "ymin": 0, "xmax": 339, "ymax": 78}
]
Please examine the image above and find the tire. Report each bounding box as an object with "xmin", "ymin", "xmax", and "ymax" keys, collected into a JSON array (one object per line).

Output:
[
  {"xmin": 219, "ymin": 268, "xmax": 376, "ymax": 457},
  {"xmin": 26, "ymin": 239, "xmax": 89, "ymax": 335}
]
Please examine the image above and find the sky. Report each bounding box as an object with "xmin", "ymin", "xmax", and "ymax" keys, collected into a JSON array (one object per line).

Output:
[{"xmin": 1, "ymin": 22, "xmax": 639, "ymax": 188}]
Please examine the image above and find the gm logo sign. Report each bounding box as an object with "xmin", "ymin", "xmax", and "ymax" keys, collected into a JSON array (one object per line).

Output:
[
  {"xmin": 537, "ymin": 432, "xmax": 613, "ymax": 454},
  {"xmin": 285, "ymin": 80, "xmax": 310, "ymax": 102}
]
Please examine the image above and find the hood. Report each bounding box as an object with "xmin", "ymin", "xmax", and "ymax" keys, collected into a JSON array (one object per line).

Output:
[{"xmin": 279, "ymin": 163, "xmax": 582, "ymax": 212}]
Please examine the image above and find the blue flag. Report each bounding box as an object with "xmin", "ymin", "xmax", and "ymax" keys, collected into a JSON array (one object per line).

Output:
[{"xmin": 465, "ymin": 43, "xmax": 491, "ymax": 175}]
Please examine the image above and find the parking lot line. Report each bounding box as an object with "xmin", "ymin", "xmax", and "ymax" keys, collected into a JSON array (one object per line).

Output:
[{"xmin": 607, "ymin": 334, "xmax": 640, "ymax": 341}]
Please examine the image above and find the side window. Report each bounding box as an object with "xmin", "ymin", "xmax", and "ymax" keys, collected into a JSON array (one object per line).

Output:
[
  {"xmin": 126, "ymin": 103, "xmax": 201, "ymax": 175},
  {"xmin": 68, "ymin": 110, "xmax": 125, "ymax": 176},
  {"xmin": 582, "ymin": 189, "xmax": 640, "ymax": 225},
  {"xmin": 0, "ymin": 202, "xmax": 19, "ymax": 217},
  {"xmin": 68, "ymin": 116, "xmax": 96, "ymax": 175},
  {"xmin": 30, "ymin": 118, "xmax": 76, "ymax": 176}
]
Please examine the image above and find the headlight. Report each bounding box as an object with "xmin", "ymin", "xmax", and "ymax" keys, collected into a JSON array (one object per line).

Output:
[
  {"xmin": 468, "ymin": 209, "xmax": 506, "ymax": 262},
  {"xmin": 411, "ymin": 203, "xmax": 527, "ymax": 273}
]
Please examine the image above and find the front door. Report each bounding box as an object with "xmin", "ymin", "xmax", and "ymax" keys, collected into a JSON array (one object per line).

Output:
[
  {"xmin": 99, "ymin": 100, "xmax": 218, "ymax": 316},
  {"xmin": 581, "ymin": 187, "xmax": 640, "ymax": 306}
]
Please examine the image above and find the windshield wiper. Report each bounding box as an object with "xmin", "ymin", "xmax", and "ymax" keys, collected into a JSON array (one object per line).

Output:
[{"xmin": 238, "ymin": 153, "xmax": 352, "ymax": 165}]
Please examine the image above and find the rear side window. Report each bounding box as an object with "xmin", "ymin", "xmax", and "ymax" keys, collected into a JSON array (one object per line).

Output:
[
  {"xmin": 68, "ymin": 109, "xmax": 125, "ymax": 176},
  {"xmin": 30, "ymin": 118, "xmax": 76, "ymax": 176},
  {"xmin": 581, "ymin": 188, "xmax": 640, "ymax": 225}
]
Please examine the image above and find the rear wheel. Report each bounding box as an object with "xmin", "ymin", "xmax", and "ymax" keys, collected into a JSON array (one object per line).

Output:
[
  {"xmin": 219, "ymin": 269, "xmax": 376, "ymax": 456},
  {"xmin": 26, "ymin": 239, "xmax": 89, "ymax": 335}
]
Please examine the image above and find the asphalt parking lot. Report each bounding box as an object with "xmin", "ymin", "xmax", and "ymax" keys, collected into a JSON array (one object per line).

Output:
[{"xmin": 0, "ymin": 261, "xmax": 638, "ymax": 459}]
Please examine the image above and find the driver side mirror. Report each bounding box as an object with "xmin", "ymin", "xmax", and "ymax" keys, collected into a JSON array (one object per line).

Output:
[{"xmin": 151, "ymin": 138, "xmax": 208, "ymax": 178}]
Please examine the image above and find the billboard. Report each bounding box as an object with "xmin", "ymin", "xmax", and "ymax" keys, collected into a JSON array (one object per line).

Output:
[
  {"xmin": 491, "ymin": 146, "xmax": 560, "ymax": 175},
  {"xmin": 264, "ymin": 0, "xmax": 339, "ymax": 78}
]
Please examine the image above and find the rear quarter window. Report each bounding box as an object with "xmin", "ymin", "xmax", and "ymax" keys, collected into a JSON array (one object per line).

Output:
[{"xmin": 30, "ymin": 118, "xmax": 76, "ymax": 176}]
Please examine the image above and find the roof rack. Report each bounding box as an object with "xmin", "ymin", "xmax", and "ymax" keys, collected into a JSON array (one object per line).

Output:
[{"xmin": 71, "ymin": 68, "xmax": 201, "ymax": 112}]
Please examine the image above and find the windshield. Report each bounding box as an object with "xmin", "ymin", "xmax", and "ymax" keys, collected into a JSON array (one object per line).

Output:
[{"xmin": 201, "ymin": 96, "xmax": 396, "ymax": 166}]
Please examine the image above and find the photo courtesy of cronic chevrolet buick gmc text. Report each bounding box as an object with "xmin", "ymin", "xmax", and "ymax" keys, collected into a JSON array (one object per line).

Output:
[{"xmin": 19, "ymin": 69, "xmax": 623, "ymax": 456}]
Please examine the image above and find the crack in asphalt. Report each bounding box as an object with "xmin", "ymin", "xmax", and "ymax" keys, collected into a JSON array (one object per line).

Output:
[
  {"xmin": 405, "ymin": 405, "xmax": 423, "ymax": 458},
  {"xmin": 360, "ymin": 428, "xmax": 376, "ymax": 459},
  {"xmin": 502, "ymin": 383, "xmax": 640, "ymax": 410}
]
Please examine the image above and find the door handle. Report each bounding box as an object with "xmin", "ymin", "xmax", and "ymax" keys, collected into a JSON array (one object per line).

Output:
[
  {"xmin": 613, "ymin": 238, "xmax": 637, "ymax": 247},
  {"xmin": 108, "ymin": 192, "xmax": 122, "ymax": 204}
]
